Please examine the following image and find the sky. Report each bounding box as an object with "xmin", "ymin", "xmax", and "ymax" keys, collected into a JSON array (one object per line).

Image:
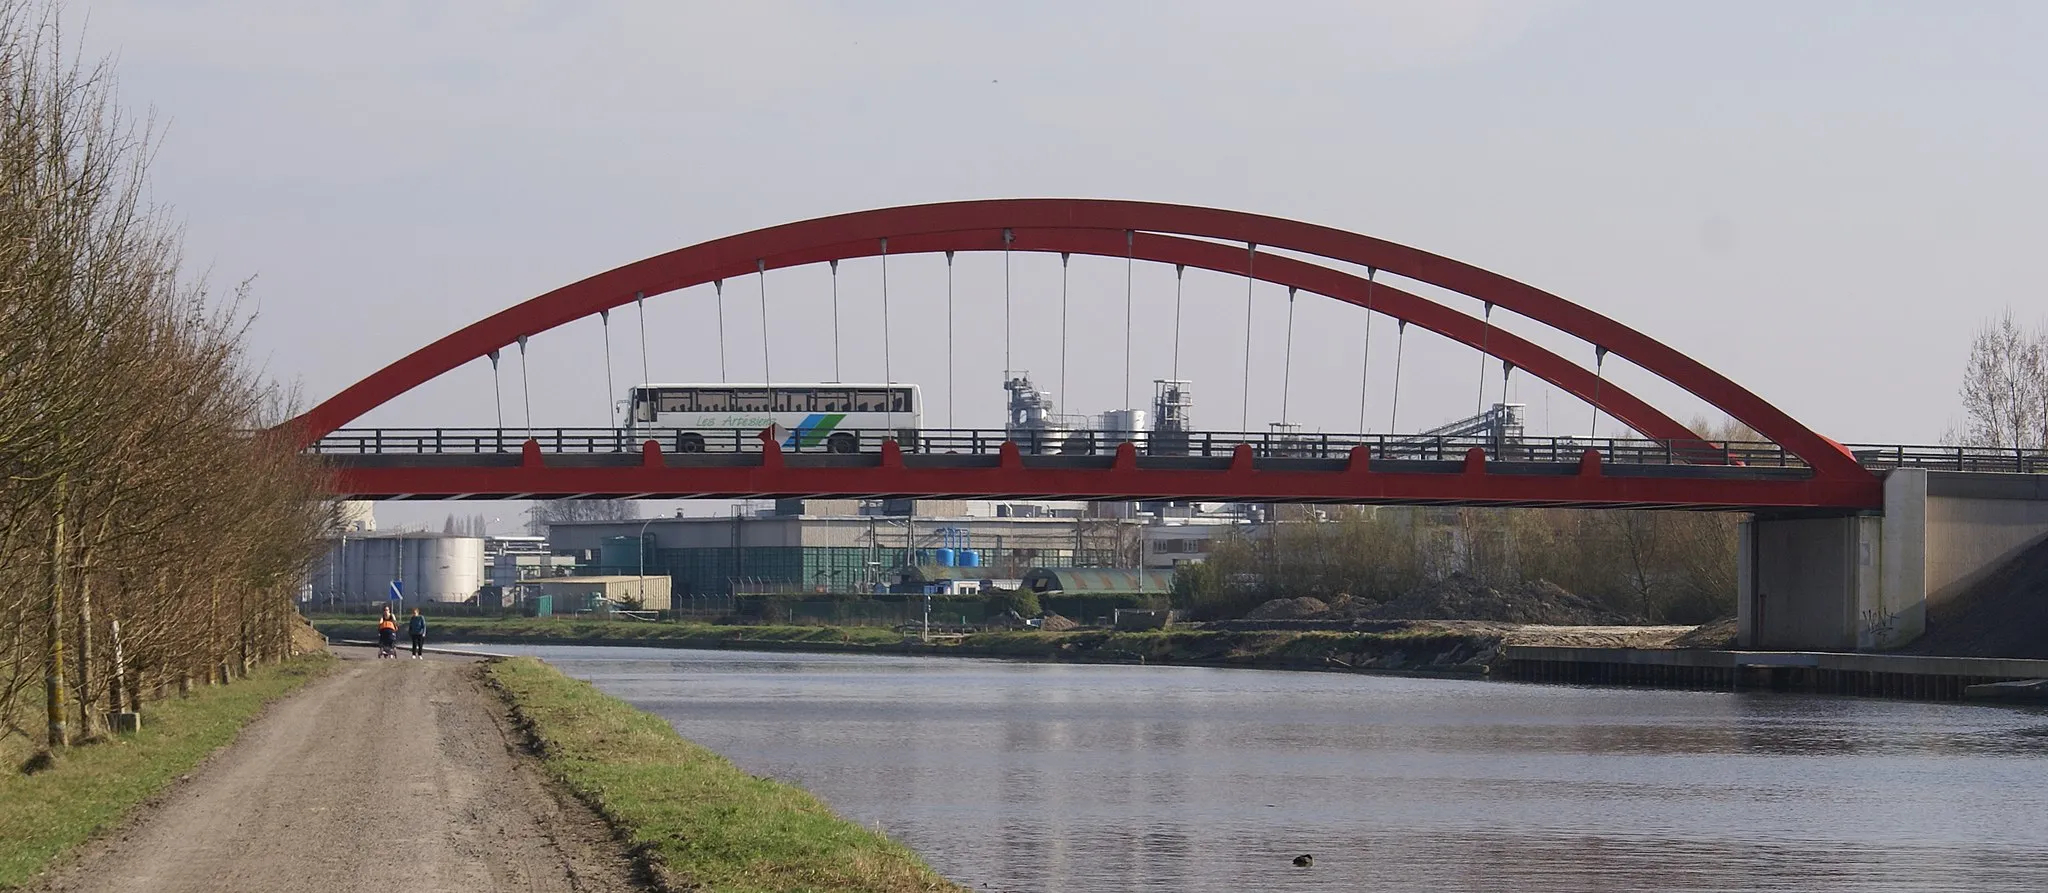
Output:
[{"xmin": 74, "ymin": 1, "xmax": 2048, "ymax": 532}]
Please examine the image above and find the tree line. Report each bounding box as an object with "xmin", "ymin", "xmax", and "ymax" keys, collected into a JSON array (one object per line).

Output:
[
  {"xmin": 1173, "ymin": 504, "xmax": 1739, "ymax": 624},
  {"xmin": 0, "ymin": 2, "xmax": 333, "ymax": 756},
  {"xmin": 1954, "ymin": 308, "xmax": 2048, "ymax": 449}
]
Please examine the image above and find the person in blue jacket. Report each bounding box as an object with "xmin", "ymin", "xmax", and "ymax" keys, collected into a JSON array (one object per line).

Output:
[{"xmin": 407, "ymin": 608, "xmax": 427, "ymax": 659}]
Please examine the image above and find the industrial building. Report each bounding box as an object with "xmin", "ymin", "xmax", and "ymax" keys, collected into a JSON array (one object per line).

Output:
[
  {"xmin": 531, "ymin": 575, "xmax": 672, "ymax": 612},
  {"xmin": 547, "ymin": 498, "xmax": 1151, "ymax": 597}
]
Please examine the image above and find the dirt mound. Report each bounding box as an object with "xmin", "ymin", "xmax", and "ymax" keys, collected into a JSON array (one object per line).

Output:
[
  {"xmin": 1354, "ymin": 574, "xmax": 1643, "ymax": 625},
  {"xmin": 1246, "ymin": 597, "xmax": 1331, "ymax": 620},
  {"xmin": 1903, "ymin": 537, "xmax": 2048, "ymax": 659},
  {"xmin": 289, "ymin": 612, "xmax": 329, "ymax": 654},
  {"xmin": 1670, "ymin": 618, "xmax": 1737, "ymax": 649},
  {"xmin": 1037, "ymin": 612, "xmax": 1080, "ymax": 632}
]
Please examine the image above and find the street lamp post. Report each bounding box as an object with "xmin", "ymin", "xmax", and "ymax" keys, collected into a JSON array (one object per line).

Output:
[{"xmin": 636, "ymin": 517, "xmax": 655, "ymax": 612}]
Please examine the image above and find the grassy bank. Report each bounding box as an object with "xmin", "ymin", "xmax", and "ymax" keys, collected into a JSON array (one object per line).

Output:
[
  {"xmin": 318, "ymin": 615, "xmax": 1507, "ymax": 675},
  {"xmin": 0, "ymin": 654, "xmax": 333, "ymax": 889},
  {"xmin": 317, "ymin": 616, "xmax": 904, "ymax": 650},
  {"xmin": 486, "ymin": 656, "xmax": 960, "ymax": 893}
]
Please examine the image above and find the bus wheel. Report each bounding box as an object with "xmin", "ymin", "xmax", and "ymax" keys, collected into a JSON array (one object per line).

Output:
[
  {"xmin": 677, "ymin": 434, "xmax": 706, "ymax": 453},
  {"xmin": 827, "ymin": 433, "xmax": 859, "ymax": 454},
  {"xmin": 1060, "ymin": 434, "xmax": 1095, "ymax": 456}
]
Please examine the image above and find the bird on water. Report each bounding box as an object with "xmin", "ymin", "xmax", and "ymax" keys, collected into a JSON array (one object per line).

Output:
[{"xmin": 1293, "ymin": 854, "xmax": 1314, "ymax": 867}]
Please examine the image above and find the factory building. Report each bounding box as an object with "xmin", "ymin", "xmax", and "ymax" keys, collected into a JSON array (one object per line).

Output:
[{"xmin": 547, "ymin": 499, "xmax": 1149, "ymax": 597}]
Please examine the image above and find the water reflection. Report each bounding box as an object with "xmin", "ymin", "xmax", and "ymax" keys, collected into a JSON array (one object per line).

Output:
[{"xmin": 482, "ymin": 644, "xmax": 2048, "ymax": 892}]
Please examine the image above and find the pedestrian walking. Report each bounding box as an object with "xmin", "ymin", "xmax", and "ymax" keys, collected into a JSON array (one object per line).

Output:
[
  {"xmin": 408, "ymin": 608, "xmax": 427, "ymax": 659},
  {"xmin": 376, "ymin": 609, "xmax": 399, "ymax": 659}
]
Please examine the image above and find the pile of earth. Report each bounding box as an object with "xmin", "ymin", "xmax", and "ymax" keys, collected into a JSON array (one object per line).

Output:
[
  {"xmin": 1245, "ymin": 574, "xmax": 1643, "ymax": 626},
  {"xmin": 1036, "ymin": 612, "xmax": 1080, "ymax": 632},
  {"xmin": 1353, "ymin": 575, "xmax": 1643, "ymax": 624},
  {"xmin": 1670, "ymin": 617, "xmax": 1737, "ymax": 649}
]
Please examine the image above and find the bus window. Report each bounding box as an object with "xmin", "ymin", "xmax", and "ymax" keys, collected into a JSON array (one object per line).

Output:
[
  {"xmin": 854, "ymin": 389, "xmax": 889, "ymax": 412},
  {"xmin": 657, "ymin": 388, "xmax": 696, "ymax": 414},
  {"xmin": 632, "ymin": 391, "xmax": 656, "ymax": 422},
  {"xmin": 892, "ymin": 388, "xmax": 913, "ymax": 413},
  {"xmin": 772, "ymin": 390, "xmax": 805, "ymax": 412},
  {"xmin": 813, "ymin": 389, "xmax": 850, "ymax": 412},
  {"xmin": 693, "ymin": 389, "xmax": 729, "ymax": 411},
  {"xmin": 733, "ymin": 389, "xmax": 769, "ymax": 411}
]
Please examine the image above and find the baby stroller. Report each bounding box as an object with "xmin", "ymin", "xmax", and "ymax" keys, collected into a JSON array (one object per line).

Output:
[{"xmin": 376, "ymin": 624, "xmax": 398, "ymax": 659}]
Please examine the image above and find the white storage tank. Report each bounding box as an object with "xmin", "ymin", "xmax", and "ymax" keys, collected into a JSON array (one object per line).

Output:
[
  {"xmin": 1097, "ymin": 409, "xmax": 1150, "ymax": 446},
  {"xmin": 308, "ymin": 533, "xmax": 485, "ymax": 607}
]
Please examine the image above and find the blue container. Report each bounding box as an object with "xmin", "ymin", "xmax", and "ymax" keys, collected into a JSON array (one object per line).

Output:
[
  {"xmin": 959, "ymin": 550, "xmax": 981, "ymax": 568},
  {"xmin": 935, "ymin": 548, "xmax": 956, "ymax": 567}
]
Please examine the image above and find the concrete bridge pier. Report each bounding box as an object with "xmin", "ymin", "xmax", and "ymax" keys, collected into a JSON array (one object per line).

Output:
[{"xmin": 1739, "ymin": 469, "xmax": 2048, "ymax": 651}]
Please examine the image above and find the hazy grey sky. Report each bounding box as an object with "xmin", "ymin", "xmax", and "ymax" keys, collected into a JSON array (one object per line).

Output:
[{"xmin": 78, "ymin": 1, "xmax": 2048, "ymax": 530}]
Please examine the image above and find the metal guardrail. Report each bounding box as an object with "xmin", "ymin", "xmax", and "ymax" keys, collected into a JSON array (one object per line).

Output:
[
  {"xmin": 299, "ymin": 428, "xmax": 2027, "ymax": 472},
  {"xmin": 306, "ymin": 427, "xmax": 1756, "ymax": 463},
  {"xmin": 302, "ymin": 427, "xmax": 2048, "ymax": 473}
]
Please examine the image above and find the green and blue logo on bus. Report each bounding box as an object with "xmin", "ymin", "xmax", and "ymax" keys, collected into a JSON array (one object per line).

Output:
[{"xmin": 783, "ymin": 413, "xmax": 847, "ymax": 449}]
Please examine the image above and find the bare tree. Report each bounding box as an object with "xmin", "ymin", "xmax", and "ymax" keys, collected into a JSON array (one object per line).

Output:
[
  {"xmin": 523, "ymin": 499, "xmax": 641, "ymax": 535},
  {"xmin": 0, "ymin": 1, "xmax": 332, "ymax": 757},
  {"xmin": 1956, "ymin": 308, "xmax": 2046, "ymax": 449}
]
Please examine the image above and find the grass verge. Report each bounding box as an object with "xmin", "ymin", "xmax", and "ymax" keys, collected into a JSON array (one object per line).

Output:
[
  {"xmin": 485, "ymin": 656, "xmax": 961, "ymax": 893},
  {"xmin": 0, "ymin": 653, "xmax": 334, "ymax": 889},
  {"xmin": 317, "ymin": 616, "xmax": 904, "ymax": 649},
  {"xmin": 316, "ymin": 615, "xmax": 1505, "ymax": 675}
]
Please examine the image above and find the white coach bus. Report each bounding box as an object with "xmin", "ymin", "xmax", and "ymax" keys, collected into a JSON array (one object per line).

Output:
[{"xmin": 623, "ymin": 383, "xmax": 920, "ymax": 453}]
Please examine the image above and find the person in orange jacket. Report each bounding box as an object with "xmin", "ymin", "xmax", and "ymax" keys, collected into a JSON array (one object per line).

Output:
[{"xmin": 376, "ymin": 608, "xmax": 399, "ymax": 658}]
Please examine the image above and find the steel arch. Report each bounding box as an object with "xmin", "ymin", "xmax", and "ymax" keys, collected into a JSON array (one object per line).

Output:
[{"xmin": 286, "ymin": 199, "xmax": 1866, "ymax": 484}]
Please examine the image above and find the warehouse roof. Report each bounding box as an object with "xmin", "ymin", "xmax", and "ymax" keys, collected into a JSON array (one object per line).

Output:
[{"xmin": 1019, "ymin": 567, "xmax": 1170, "ymax": 594}]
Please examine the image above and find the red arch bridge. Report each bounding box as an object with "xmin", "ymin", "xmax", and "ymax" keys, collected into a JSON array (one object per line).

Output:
[{"xmin": 287, "ymin": 199, "xmax": 2042, "ymax": 511}]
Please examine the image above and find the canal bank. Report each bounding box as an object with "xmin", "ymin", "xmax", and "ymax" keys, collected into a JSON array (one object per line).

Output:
[
  {"xmin": 314, "ymin": 616, "xmax": 1573, "ymax": 677},
  {"xmin": 1498, "ymin": 645, "xmax": 2048, "ymax": 701},
  {"xmin": 315, "ymin": 617, "xmax": 2048, "ymax": 702}
]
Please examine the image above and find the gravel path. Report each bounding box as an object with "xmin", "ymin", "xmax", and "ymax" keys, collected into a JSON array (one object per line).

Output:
[{"xmin": 29, "ymin": 650, "xmax": 643, "ymax": 893}]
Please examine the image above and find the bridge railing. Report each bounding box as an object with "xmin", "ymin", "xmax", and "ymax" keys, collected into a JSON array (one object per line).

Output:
[
  {"xmin": 301, "ymin": 428, "xmax": 2048, "ymax": 473},
  {"xmin": 1841, "ymin": 443, "xmax": 2048, "ymax": 474},
  {"xmin": 304, "ymin": 428, "xmax": 1784, "ymax": 467}
]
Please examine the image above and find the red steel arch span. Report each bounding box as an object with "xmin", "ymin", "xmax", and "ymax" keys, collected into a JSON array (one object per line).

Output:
[{"xmin": 288, "ymin": 199, "xmax": 1881, "ymax": 509}]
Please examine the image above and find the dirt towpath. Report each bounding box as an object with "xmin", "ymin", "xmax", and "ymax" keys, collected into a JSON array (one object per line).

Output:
[{"xmin": 30, "ymin": 650, "xmax": 642, "ymax": 893}]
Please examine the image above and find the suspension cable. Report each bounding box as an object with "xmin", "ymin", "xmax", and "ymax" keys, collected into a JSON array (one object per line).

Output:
[
  {"xmin": 516, "ymin": 335, "xmax": 533, "ymax": 437},
  {"xmin": 1058, "ymin": 252, "xmax": 1071, "ymax": 420},
  {"xmin": 1280, "ymin": 287, "xmax": 1298, "ymax": 425},
  {"xmin": 1002, "ymin": 228, "xmax": 1014, "ymax": 377},
  {"xmin": 634, "ymin": 291, "xmax": 650, "ymax": 390},
  {"xmin": 1590, "ymin": 345, "xmax": 1608, "ymax": 439},
  {"xmin": 1122, "ymin": 230, "xmax": 1134, "ymax": 413},
  {"xmin": 1358, "ymin": 267, "xmax": 1376, "ymax": 434},
  {"xmin": 1388, "ymin": 320, "xmax": 1408, "ymax": 434},
  {"xmin": 1170, "ymin": 264, "xmax": 1186, "ymax": 383},
  {"xmin": 489, "ymin": 348, "xmax": 504, "ymax": 435},
  {"xmin": 600, "ymin": 308, "xmax": 616, "ymax": 425},
  {"xmin": 945, "ymin": 250, "xmax": 956, "ymax": 429},
  {"xmin": 829, "ymin": 260, "xmax": 842, "ymax": 383},
  {"xmin": 1476, "ymin": 301, "xmax": 1494, "ymax": 416},
  {"xmin": 1240, "ymin": 242, "xmax": 1256, "ymax": 434},
  {"xmin": 880, "ymin": 237, "xmax": 893, "ymax": 432},
  {"xmin": 757, "ymin": 259, "xmax": 772, "ymax": 390},
  {"xmin": 714, "ymin": 279, "xmax": 728, "ymax": 382}
]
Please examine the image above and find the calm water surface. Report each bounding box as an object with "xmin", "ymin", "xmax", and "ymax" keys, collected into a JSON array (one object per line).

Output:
[{"xmin": 483, "ymin": 644, "xmax": 2048, "ymax": 892}]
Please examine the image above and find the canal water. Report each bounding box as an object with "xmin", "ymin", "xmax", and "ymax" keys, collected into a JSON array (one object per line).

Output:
[{"xmin": 484, "ymin": 645, "xmax": 2048, "ymax": 892}]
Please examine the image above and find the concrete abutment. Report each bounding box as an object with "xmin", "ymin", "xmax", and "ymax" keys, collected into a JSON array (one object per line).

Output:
[{"xmin": 1739, "ymin": 469, "xmax": 2048, "ymax": 652}]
